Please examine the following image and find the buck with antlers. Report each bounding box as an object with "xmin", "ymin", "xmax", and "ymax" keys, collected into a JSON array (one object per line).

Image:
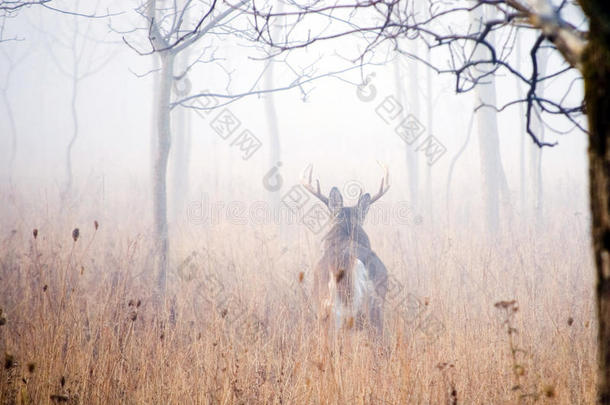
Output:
[{"xmin": 303, "ymin": 164, "xmax": 390, "ymax": 336}]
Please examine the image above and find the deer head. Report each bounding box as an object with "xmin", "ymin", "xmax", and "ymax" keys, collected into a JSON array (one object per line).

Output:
[{"xmin": 302, "ymin": 162, "xmax": 390, "ymax": 244}]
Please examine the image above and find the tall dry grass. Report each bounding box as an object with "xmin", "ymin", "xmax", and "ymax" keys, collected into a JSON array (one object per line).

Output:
[{"xmin": 0, "ymin": 189, "xmax": 597, "ymax": 404}]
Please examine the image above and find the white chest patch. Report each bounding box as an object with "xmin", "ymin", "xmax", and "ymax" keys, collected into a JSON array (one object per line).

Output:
[{"xmin": 328, "ymin": 259, "xmax": 375, "ymax": 329}]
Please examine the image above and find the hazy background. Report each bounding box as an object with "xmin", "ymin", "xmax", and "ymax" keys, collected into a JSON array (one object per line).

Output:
[
  {"xmin": 0, "ymin": 2, "xmax": 597, "ymax": 403},
  {"xmin": 0, "ymin": 0, "xmax": 589, "ymax": 242}
]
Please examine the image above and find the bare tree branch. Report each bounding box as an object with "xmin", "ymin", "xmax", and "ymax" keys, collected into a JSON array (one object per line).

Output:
[{"xmin": 241, "ymin": 0, "xmax": 588, "ymax": 146}]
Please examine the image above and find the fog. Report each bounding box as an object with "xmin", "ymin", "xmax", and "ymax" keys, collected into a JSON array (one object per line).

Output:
[
  {"xmin": 0, "ymin": 1, "xmax": 596, "ymax": 403},
  {"xmin": 0, "ymin": 1, "xmax": 589, "ymax": 230}
]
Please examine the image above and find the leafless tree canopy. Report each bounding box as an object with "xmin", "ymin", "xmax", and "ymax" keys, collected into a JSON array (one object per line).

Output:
[
  {"xmin": 1, "ymin": 0, "xmax": 115, "ymax": 43},
  {"xmin": 0, "ymin": 1, "xmax": 49, "ymax": 11},
  {"xmin": 246, "ymin": 0, "xmax": 588, "ymax": 147}
]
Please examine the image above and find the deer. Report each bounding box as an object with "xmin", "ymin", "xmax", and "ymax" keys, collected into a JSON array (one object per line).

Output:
[{"xmin": 302, "ymin": 164, "xmax": 390, "ymax": 337}]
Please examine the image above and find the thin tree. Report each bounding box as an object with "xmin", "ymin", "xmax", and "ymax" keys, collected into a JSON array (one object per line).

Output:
[
  {"xmin": 123, "ymin": 0, "xmax": 250, "ymax": 300},
  {"xmin": 0, "ymin": 0, "xmax": 51, "ymax": 45},
  {"xmin": 471, "ymin": 5, "xmax": 511, "ymax": 235},
  {"xmin": 169, "ymin": 47, "xmax": 193, "ymax": 225},
  {"xmin": 529, "ymin": 48, "xmax": 549, "ymax": 227},
  {"xmin": 396, "ymin": 46, "xmax": 420, "ymax": 214},
  {"xmin": 0, "ymin": 46, "xmax": 28, "ymax": 185},
  {"xmin": 36, "ymin": 0, "xmax": 114, "ymax": 200},
  {"xmin": 1, "ymin": 0, "xmax": 113, "ymax": 44}
]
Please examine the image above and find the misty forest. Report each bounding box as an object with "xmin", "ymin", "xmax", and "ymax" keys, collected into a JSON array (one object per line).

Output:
[{"xmin": 1, "ymin": 0, "xmax": 609, "ymax": 404}]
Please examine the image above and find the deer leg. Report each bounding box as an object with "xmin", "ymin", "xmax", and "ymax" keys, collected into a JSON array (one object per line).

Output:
[
  {"xmin": 313, "ymin": 262, "xmax": 333, "ymax": 339},
  {"xmin": 355, "ymin": 310, "xmax": 367, "ymax": 330},
  {"xmin": 368, "ymin": 295, "xmax": 384, "ymax": 337}
]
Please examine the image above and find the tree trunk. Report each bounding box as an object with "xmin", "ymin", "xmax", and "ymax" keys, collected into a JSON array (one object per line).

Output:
[
  {"xmin": 529, "ymin": 49, "xmax": 547, "ymax": 228},
  {"xmin": 264, "ymin": 62, "xmax": 281, "ymax": 206},
  {"xmin": 581, "ymin": 3, "xmax": 610, "ymax": 400},
  {"xmin": 1, "ymin": 90, "xmax": 17, "ymax": 185},
  {"xmin": 170, "ymin": 51, "xmax": 192, "ymax": 225},
  {"xmin": 153, "ymin": 52, "xmax": 175, "ymax": 301},
  {"xmin": 445, "ymin": 108, "xmax": 475, "ymax": 227},
  {"xmin": 151, "ymin": 54, "xmax": 160, "ymax": 180},
  {"xmin": 425, "ymin": 45, "xmax": 433, "ymax": 224},
  {"xmin": 475, "ymin": 84, "xmax": 503, "ymax": 234},
  {"xmin": 62, "ymin": 14, "xmax": 80, "ymax": 201},
  {"xmin": 394, "ymin": 57, "xmax": 419, "ymax": 211},
  {"xmin": 264, "ymin": 0, "xmax": 282, "ymax": 210},
  {"xmin": 62, "ymin": 73, "xmax": 78, "ymax": 200},
  {"xmin": 0, "ymin": 50, "xmax": 20, "ymax": 187},
  {"xmin": 516, "ymin": 36, "xmax": 527, "ymax": 220},
  {"xmin": 472, "ymin": 6, "xmax": 510, "ymax": 235}
]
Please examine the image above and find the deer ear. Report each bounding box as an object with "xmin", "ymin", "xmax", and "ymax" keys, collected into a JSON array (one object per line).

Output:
[
  {"xmin": 328, "ymin": 187, "xmax": 343, "ymax": 215},
  {"xmin": 357, "ymin": 193, "xmax": 371, "ymax": 218}
]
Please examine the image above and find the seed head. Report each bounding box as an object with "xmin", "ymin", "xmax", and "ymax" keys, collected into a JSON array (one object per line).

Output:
[
  {"xmin": 50, "ymin": 394, "xmax": 69, "ymax": 403},
  {"xmin": 494, "ymin": 300, "xmax": 518, "ymax": 311},
  {"xmin": 514, "ymin": 365, "xmax": 525, "ymax": 376},
  {"xmin": 543, "ymin": 384, "xmax": 556, "ymax": 398},
  {"xmin": 72, "ymin": 228, "xmax": 79, "ymax": 242},
  {"xmin": 33, "ymin": 229, "xmax": 38, "ymax": 239},
  {"xmin": 4, "ymin": 353, "xmax": 15, "ymax": 369}
]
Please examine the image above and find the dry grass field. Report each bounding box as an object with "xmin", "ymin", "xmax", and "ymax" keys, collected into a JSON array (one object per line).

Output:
[{"xmin": 0, "ymin": 189, "xmax": 596, "ymax": 404}]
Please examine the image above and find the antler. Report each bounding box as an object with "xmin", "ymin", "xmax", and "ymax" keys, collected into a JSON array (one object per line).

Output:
[
  {"xmin": 301, "ymin": 164, "xmax": 329, "ymax": 206},
  {"xmin": 369, "ymin": 161, "xmax": 390, "ymax": 204}
]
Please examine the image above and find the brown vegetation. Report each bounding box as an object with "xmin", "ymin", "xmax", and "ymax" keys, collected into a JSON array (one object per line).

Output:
[{"xmin": 0, "ymin": 192, "xmax": 596, "ymax": 404}]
